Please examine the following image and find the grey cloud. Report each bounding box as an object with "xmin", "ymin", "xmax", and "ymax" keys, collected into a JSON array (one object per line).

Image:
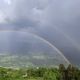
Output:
[{"xmin": 0, "ymin": 0, "xmax": 80, "ymax": 65}]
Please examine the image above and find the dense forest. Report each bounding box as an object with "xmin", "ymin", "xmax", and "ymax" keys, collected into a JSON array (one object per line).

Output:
[{"xmin": 0, "ymin": 64, "xmax": 80, "ymax": 80}]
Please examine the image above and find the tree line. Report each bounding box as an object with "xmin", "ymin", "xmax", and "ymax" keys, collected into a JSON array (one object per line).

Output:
[
  {"xmin": 59, "ymin": 64, "xmax": 80, "ymax": 80},
  {"xmin": 0, "ymin": 64, "xmax": 79, "ymax": 80}
]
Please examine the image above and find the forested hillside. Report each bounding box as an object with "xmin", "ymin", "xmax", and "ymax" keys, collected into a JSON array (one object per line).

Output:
[{"xmin": 0, "ymin": 64, "xmax": 80, "ymax": 80}]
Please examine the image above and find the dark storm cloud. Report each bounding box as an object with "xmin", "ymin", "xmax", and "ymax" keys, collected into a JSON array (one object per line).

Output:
[{"xmin": 0, "ymin": 0, "xmax": 80, "ymax": 65}]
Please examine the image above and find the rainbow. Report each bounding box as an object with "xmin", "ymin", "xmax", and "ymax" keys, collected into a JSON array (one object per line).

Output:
[
  {"xmin": 0, "ymin": 29, "xmax": 70, "ymax": 64},
  {"xmin": 53, "ymin": 26, "xmax": 80, "ymax": 53}
]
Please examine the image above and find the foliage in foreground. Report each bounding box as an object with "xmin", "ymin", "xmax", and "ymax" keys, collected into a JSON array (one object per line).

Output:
[{"xmin": 0, "ymin": 64, "xmax": 80, "ymax": 80}]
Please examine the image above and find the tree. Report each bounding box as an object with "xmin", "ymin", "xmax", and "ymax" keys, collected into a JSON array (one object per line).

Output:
[
  {"xmin": 43, "ymin": 70, "xmax": 56, "ymax": 80},
  {"xmin": 59, "ymin": 64, "xmax": 66, "ymax": 80},
  {"xmin": 67, "ymin": 64, "xmax": 75, "ymax": 80}
]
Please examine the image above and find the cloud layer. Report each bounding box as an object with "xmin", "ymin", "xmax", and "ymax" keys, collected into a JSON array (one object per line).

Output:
[{"xmin": 0, "ymin": 0, "xmax": 80, "ymax": 65}]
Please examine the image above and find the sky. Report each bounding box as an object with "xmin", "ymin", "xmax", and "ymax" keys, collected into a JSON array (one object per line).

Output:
[{"xmin": 0, "ymin": 0, "xmax": 80, "ymax": 65}]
